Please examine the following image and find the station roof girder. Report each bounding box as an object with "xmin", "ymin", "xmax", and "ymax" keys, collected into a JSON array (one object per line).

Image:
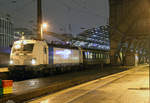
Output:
[{"xmin": 109, "ymin": 0, "xmax": 150, "ymax": 54}]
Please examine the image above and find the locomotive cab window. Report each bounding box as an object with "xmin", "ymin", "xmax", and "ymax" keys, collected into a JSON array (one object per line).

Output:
[{"xmin": 23, "ymin": 44, "xmax": 34, "ymax": 51}]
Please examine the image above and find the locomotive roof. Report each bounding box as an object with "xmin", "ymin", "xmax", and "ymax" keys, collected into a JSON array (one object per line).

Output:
[
  {"xmin": 14, "ymin": 39, "xmax": 109, "ymax": 52},
  {"xmin": 48, "ymin": 43, "xmax": 109, "ymax": 52},
  {"xmin": 48, "ymin": 43, "xmax": 79, "ymax": 50},
  {"xmin": 81, "ymin": 47, "xmax": 109, "ymax": 52}
]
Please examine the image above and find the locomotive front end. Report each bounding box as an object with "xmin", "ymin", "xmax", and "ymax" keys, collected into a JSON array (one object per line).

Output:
[{"xmin": 10, "ymin": 40, "xmax": 36, "ymax": 66}]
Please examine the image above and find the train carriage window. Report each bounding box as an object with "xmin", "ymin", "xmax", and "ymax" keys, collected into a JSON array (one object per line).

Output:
[
  {"xmin": 92, "ymin": 52, "xmax": 95, "ymax": 59},
  {"xmin": 89, "ymin": 52, "xmax": 92, "ymax": 59},
  {"xmin": 92, "ymin": 52, "xmax": 94, "ymax": 59},
  {"xmin": 84, "ymin": 51, "xmax": 88, "ymax": 59},
  {"xmin": 86, "ymin": 52, "xmax": 89, "ymax": 59},
  {"xmin": 96, "ymin": 53, "xmax": 99, "ymax": 59},
  {"xmin": 107, "ymin": 54, "xmax": 109, "ymax": 58},
  {"xmin": 101, "ymin": 54, "xmax": 103, "ymax": 59},
  {"xmin": 93, "ymin": 52, "xmax": 94, "ymax": 59},
  {"xmin": 108, "ymin": 54, "xmax": 110, "ymax": 58},
  {"xmin": 88, "ymin": 52, "xmax": 90, "ymax": 59},
  {"xmin": 99, "ymin": 53, "xmax": 101, "ymax": 58},
  {"xmin": 85, "ymin": 52, "xmax": 89, "ymax": 59},
  {"xmin": 103, "ymin": 54, "xmax": 106, "ymax": 59},
  {"xmin": 83, "ymin": 52, "xmax": 85, "ymax": 59},
  {"xmin": 87, "ymin": 52, "xmax": 89, "ymax": 59},
  {"xmin": 84, "ymin": 52, "xmax": 86, "ymax": 59},
  {"xmin": 94, "ymin": 53, "xmax": 96, "ymax": 59}
]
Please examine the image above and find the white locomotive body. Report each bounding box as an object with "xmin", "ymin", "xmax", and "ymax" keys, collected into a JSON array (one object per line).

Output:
[{"xmin": 10, "ymin": 40, "xmax": 49, "ymax": 65}]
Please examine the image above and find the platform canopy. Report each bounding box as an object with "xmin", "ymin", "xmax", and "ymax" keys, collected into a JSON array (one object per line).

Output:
[
  {"xmin": 109, "ymin": 0, "xmax": 150, "ymax": 64},
  {"xmin": 45, "ymin": 26, "xmax": 110, "ymax": 50}
]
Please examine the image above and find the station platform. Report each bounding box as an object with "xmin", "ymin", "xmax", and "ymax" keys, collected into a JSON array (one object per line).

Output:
[
  {"xmin": 0, "ymin": 68, "xmax": 9, "ymax": 73},
  {"xmin": 0, "ymin": 65, "xmax": 140, "ymax": 103},
  {"xmin": 28, "ymin": 65, "xmax": 149, "ymax": 103}
]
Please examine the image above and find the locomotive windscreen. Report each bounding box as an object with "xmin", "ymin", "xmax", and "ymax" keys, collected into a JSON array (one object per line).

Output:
[
  {"xmin": 12, "ymin": 43, "xmax": 34, "ymax": 53},
  {"xmin": 23, "ymin": 44, "xmax": 34, "ymax": 51}
]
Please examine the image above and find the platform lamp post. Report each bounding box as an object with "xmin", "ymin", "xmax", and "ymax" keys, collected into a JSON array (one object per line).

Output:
[
  {"xmin": 149, "ymin": 40, "xmax": 150, "ymax": 90},
  {"xmin": 41, "ymin": 23, "xmax": 48, "ymax": 39}
]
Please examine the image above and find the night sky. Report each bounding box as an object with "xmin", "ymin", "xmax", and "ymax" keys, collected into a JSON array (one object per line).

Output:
[{"xmin": 0, "ymin": 0, "xmax": 109, "ymax": 34}]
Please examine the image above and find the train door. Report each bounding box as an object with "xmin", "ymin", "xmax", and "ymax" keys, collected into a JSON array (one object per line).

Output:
[{"xmin": 43, "ymin": 46, "xmax": 48, "ymax": 64}]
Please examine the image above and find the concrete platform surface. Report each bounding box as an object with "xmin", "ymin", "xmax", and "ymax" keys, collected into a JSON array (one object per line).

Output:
[
  {"xmin": 28, "ymin": 65, "xmax": 149, "ymax": 103},
  {"xmin": 0, "ymin": 65, "xmax": 132, "ymax": 103}
]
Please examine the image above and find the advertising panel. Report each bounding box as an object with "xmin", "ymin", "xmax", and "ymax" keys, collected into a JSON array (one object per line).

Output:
[{"xmin": 53, "ymin": 48, "xmax": 80, "ymax": 64}]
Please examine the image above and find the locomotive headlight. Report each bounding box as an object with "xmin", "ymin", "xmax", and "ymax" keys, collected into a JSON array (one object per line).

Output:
[
  {"xmin": 9, "ymin": 60, "xmax": 13, "ymax": 65},
  {"xmin": 15, "ymin": 44, "xmax": 21, "ymax": 49},
  {"xmin": 31, "ymin": 59, "xmax": 36, "ymax": 65}
]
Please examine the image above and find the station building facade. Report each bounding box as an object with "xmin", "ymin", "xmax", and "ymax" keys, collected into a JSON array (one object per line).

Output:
[{"xmin": 0, "ymin": 14, "xmax": 13, "ymax": 48}]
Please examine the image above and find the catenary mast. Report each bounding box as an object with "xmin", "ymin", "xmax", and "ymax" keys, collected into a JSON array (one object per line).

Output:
[{"xmin": 37, "ymin": 0, "xmax": 42, "ymax": 40}]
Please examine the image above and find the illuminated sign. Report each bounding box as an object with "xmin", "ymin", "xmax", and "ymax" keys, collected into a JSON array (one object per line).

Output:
[{"xmin": 56, "ymin": 49, "xmax": 71, "ymax": 59}]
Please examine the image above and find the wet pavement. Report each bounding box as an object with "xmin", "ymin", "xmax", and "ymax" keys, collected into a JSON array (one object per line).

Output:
[
  {"xmin": 1, "ymin": 66, "xmax": 130, "ymax": 95},
  {"xmin": 0, "ymin": 68, "xmax": 9, "ymax": 73},
  {"xmin": 29, "ymin": 65, "xmax": 149, "ymax": 103}
]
